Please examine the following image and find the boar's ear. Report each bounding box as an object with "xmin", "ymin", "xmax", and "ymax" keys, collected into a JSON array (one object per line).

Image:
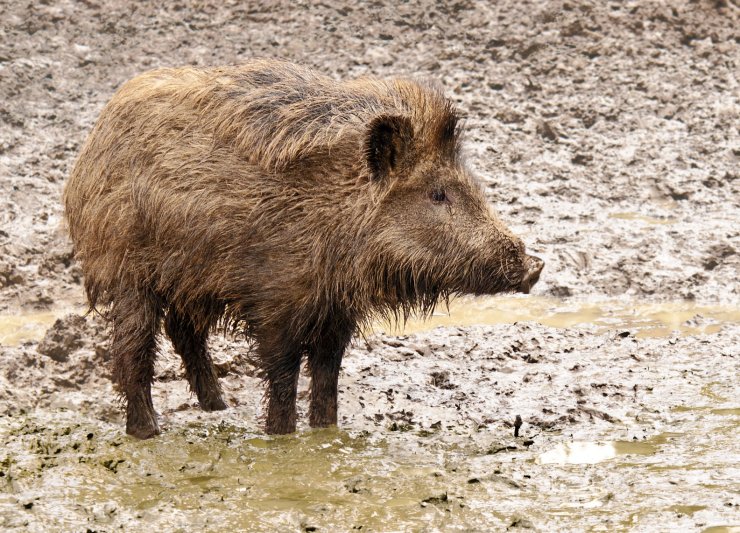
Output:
[{"xmin": 364, "ymin": 114, "xmax": 414, "ymax": 183}]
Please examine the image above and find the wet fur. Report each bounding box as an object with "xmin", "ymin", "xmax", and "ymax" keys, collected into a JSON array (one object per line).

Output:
[{"xmin": 64, "ymin": 59, "xmax": 530, "ymax": 437}]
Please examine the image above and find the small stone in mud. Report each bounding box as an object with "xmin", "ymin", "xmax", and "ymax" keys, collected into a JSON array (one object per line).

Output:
[
  {"xmin": 344, "ymin": 476, "xmax": 369, "ymax": 494},
  {"xmin": 536, "ymin": 119, "xmax": 559, "ymax": 141},
  {"xmin": 101, "ymin": 458, "xmax": 125, "ymax": 473},
  {"xmin": 388, "ymin": 421, "xmax": 414, "ymax": 432},
  {"xmin": 488, "ymin": 445, "xmax": 518, "ymax": 454},
  {"xmin": 508, "ymin": 517, "xmax": 535, "ymax": 529},
  {"xmin": 571, "ymin": 152, "xmax": 593, "ymax": 165},
  {"xmin": 421, "ymin": 493, "xmax": 448, "ymax": 505},
  {"xmin": 0, "ymin": 261, "xmax": 24, "ymax": 287},
  {"xmin": 666, "ymin": 186, "xmax": 690, "ymax": 201},
  {"xmin": 430, "ymin": 370, "xmax": 456, "ymax": 389}
]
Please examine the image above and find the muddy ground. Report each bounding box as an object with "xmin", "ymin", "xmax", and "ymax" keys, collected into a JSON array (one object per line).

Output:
[{"xmin": 0, "ymin": 0, "xmax": 739, "ymax": 531}]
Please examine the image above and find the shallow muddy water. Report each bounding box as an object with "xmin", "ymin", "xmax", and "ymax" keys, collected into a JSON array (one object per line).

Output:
[
  {"xmin": 1, "ymin": 394, "xmax": 738, "ymax": 531},
  {"xmin": 608, "ymin": 212, "xmax": 679, "ymax": 226},
  {"xmin": 2, "ymin": 296, "xmax": 738, "ymax": 348},
  {"xmin": 380, "ymin": 295, "xmax": 740, "ymax": 339},
  {"xmin": 0, "ymin": 307, "xmax": 83, "ymax": 346}
]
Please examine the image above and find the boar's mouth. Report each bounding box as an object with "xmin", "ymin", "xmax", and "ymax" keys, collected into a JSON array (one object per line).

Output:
[
  {"xmin": 516, "ymin": 255, "xmax": 544, "ymax": 294},
  {"xmin": 374, "ymin": 253, "xmax": 544, "ymax": 314},
  {"xmin": 470, "ymin": 254, "xmax": 544, "ymax": 296}
]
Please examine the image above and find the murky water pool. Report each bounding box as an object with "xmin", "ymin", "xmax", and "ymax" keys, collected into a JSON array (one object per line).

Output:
[
  {"xmin": 2, "ymin": 296, "xmax": 737, "ymax": 348},
  {"xmin": 0, "ymin": 307, "xmax": 83, "ymax": 346},
  {"xmin": 0, "ymin": 296, "xmax": 740, "ymax": 346},
  {"xmin": 1, "ymin": 406, "xmax": 738, "ymax": 531},
  {"xmin": 380, "ymin": 295, "xmax": 740, "ymax": 338}
]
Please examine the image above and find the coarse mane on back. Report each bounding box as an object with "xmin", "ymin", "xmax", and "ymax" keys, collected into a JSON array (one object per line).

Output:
[{"xmin": 188, "ymin": 59, "xmax": 462, "ymax": 171}]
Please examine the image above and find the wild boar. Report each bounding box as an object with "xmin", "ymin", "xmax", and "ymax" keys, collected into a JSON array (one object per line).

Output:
[{"xmin": 63, "ymin": 59, "xmax": 543, "ymax": 438}]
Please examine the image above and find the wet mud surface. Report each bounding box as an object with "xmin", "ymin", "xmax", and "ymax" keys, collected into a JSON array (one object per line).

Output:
[
  {"xmin": 1, "ymin": 309, "xmax": 738, "ymax": 531},
  {"xmin": 1, "ymin": 0, "xmax": 739, "ymax": 531}
]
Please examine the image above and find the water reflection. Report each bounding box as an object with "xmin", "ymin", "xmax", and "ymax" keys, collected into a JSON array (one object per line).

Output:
[{"xmin": 537, "ymin": 440, "xmax": 657, "ymax": 465}]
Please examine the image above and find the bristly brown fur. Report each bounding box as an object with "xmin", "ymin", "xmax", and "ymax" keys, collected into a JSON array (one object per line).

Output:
[{"xmin": 63, "ymin": 58, "xmax": 537, "ymax": 437}]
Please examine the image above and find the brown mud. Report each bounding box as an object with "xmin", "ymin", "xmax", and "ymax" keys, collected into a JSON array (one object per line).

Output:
[{"xmin": 1, "ymin": 0, "xmax": 739, "ymax": 531}]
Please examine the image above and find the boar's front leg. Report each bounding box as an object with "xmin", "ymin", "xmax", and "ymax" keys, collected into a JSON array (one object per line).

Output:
[
  {"xmin": 307, "ymin": 325, "xmax": 353, "ymax": 428},
  {"xmin": 110, "ymin": 286, "xmax": 163, "ymax": 439},
  {"xmin": 259, "ymin": 332, "xmax": 303, "ymax": 435},
  {"xmin": 164, "ymin": 307, "xmax": 227, "ymax": 412}
]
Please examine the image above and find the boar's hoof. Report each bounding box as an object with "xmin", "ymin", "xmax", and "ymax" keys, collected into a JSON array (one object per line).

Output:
[
  {"xmin": 126, "ymin": 420, "xmax": 160, "ymax": 440},
  {"xmin": 199, "ymin": 396, "xmax": 228, "ymax": 412},
  {"xmin": 126, "ymin": 405, "xmax": 160, "ymax": 439},
  {"xmin": 265, "ymin": 418, "xmax": 298, "ymax": 435},
  {"xmin": 519, "ymin": 255, "xmax": 545, "ymax": 294}
]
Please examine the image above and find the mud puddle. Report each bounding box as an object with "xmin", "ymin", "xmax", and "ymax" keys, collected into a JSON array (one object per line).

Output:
[
  {"xmin": 536, "ymin": 437, "xmax": 660, "ymax": 465},
  {"xmin": 1, "ymin": 300, "xmax": 738, "ymax": 530},
  {"xmin": 0, "ymin": 307, "xmax": 84, "ymax": 346},
  {"xmin": 2, "ymin": 297, "xmax": 737, "ymax": 348},
  {"xmin": 379, "ymin": 295, "xmax": 740, "ymax": 338}
]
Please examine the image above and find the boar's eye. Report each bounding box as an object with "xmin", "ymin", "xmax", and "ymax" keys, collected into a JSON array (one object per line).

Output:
[{"xmin": 430, "ymin": 188, "xmax": 448, "ymax": 204}]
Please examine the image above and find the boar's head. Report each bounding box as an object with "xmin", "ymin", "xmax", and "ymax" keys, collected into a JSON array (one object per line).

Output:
[{"xmin": 361, "ymin": 109, "xmax": 543, "ymax": 314}]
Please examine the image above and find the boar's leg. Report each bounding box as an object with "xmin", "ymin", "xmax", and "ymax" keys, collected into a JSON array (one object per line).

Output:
[
  {"xmin": 259, "ymin": 334, "xmax": 302, "ymax": 435},
  {"xmin": 110, "ymin": 287, "xmax": 163, "ymax": 440},
  {"xmin": 164, "ymin": 307, "xmax": 227, "ymax": 412},
  {"xmin": 307, "ymin": 327, "xmax": 353, "ymax": 428}
]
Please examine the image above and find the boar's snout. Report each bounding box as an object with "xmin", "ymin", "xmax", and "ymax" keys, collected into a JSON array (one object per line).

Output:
[{"xmin": 518, "ymin": 255, "xmax": 544, "ymax": 294}]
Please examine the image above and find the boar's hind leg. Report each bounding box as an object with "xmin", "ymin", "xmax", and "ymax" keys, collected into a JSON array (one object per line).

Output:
[
  {"xmin": 110, "ymin": 287, "xmax": 163, "ymax": 440},
  {"xmin": 307, "ymin": 328, "xmax": 353, "ymax": 428},
  {"xmin": 164, "ymin": 307, "xmax": 227, "ymax": 412}
]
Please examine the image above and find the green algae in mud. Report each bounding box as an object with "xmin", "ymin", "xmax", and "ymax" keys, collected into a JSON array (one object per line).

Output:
[
  {"xmin": 701, "ymin": 381, "xmax": 733, "ymax": 403},
  {"xmin": 668, "ymin": 504, "xmax": 708, "ymax": 516},
  {"xmin": 378, "ymin": 295, "xmax": 740, "ymax": 338}
]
